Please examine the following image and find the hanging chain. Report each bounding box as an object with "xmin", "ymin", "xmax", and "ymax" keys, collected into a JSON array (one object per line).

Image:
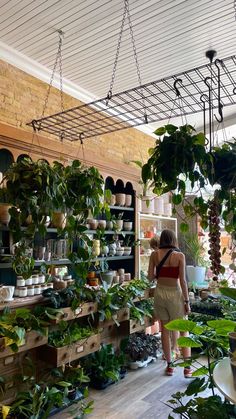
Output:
[
  {"xmin": 234, "ymin": 0, "xmax": 236, "ymax": 19},
  {"xmin": 40, "ymin": 30, "xmax": 64, "ymax": 122},
  {"xmin": 106, "ymin": 1, "xmax": 127, "ymax": 104},
  {"xmin": 106, "ymin": 0, "xmax": 147, "ymax": 122}
]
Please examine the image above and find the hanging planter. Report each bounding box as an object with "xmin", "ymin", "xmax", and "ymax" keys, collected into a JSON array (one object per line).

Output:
[{"xmin": 141, "ymin": 124, "xmax": 236, "ymax": 280}]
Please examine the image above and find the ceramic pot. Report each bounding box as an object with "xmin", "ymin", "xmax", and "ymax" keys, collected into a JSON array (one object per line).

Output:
[
  {"xmin": 186, "ymin": 266, "xmax": 206, "ymax": 285},
  {"xmin": 98, "ymin": 220, "xmax": 106, "ymax": 229},
  {"xmin": 100, "ymin": 245, "xmax": 109, "ymax": 256},
  {"xmin": 115, "ymin": 193, "xmax": 126, "ymax": 207},
  {"xmin": 100, "ymin": 271, "xmax": 114, "ymax": 287},
  {"xmin": 0, "ymin": 204, "xmax": 11, "ymax": 225},
  {"xmin": 111, "ymin": 195, "xmax": 116, "ymax": 206},
  {"xmin": 154, "ymin": 197, "xmax": 164, "ymax": 215},
  {"xmin": 125, "ymin": 194, "xmax": 132, "ymax": 207},
  {"xmin": 123, "ymin": 221, "xmax": 133, "ymax": 231},
  {"xmin": 123, "ymin": 246, "xmax": 131, "ymax": 256},
  {"xmin": 116, "ymin": 247, "xmax": 124, "ymax": 256},
  {"xmin": 92, "ymin": 239, "xmax": 100, "ymax": 257},
  {"xmin": 106, "ymin": 221, "xmax": 113, "ymax": 230},
  {"xmin": 164, "ymin": 203, "xmax": 172, "ymax": 217},
  {"xmin": 141, "ymin": 196, "xmax": 154, "ymax": 214},
  {"xmin": 89, "ymin": 219, "xmax": 98, "ymax": 230},
  {"xmin": 88, "ymin": 278, "xmax": 99, "ymax": 287},
  {"xmin": 109, "ymin": 243, "xmax": 116, "ymax": 256},
  {"xmin": 51, "ymin": 212, "xmax": 67, "ymax": 229},
  {"xmin": 113, "ymin": 219, "xmax": 123, "ymax": 232}
]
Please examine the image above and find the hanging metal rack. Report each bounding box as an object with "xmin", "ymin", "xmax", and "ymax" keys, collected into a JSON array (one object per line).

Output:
[{"xmin": 27, "ymin": 54, "xmax": 236, "ymax": 141}]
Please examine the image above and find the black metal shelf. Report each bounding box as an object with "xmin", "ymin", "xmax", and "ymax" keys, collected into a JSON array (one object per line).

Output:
[
  {"xmin": 0, "ymin": 255, "xmax": 134, "ymax": 269},
  {"xmin": 27, "ymin": 55, "xmax": 236, "ymax": 141}
]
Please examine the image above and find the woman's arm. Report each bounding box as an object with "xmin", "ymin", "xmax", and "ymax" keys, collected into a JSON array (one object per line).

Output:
[
  {"xmin": 179, "ymin": 253, "xmax": 190, "ymax": 314},
  {"xmin": 148, "ymin": 252, "xmax": 156, "ymax": 280}
]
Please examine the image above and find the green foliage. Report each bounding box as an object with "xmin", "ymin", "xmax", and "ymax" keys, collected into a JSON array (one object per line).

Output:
[
  {"xmin": 81, "ymin": 344, "xmax": 125, "ymax": 384},
  {"xmin": 182, "ymin": 232, "xmax": 208, "ymax": 267},
  {"xmin": 130, "ymin": 298, "xmax": 154, "ymax": 322},
  {"xmin": 141, "ymin": 126, "xmax": 236, "ymax": 233},
  {"xmin": 123, "ymin": 332, "xmax": 161, "ymax": 362},
  {"xmin": 48, "ymin": 322, "xmax": 95, "ymax": 348}
]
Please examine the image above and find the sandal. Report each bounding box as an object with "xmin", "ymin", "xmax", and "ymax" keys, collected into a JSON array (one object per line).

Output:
[
  {"xmin": 165, "ymin": 365, "xmax": 174, "ymax": 376},
  {"xmin": 184, "ymin": 367, "xmax": 193, "ymax": 378}
]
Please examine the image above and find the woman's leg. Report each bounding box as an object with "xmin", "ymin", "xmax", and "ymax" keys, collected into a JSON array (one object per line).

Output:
[
  {"xmin": 161, "ymin": 320, "xmax": 172, "ymax": 363},
  {"xmin": 180, "ymin": 331, "xmax": 191, "ymax": 359}
]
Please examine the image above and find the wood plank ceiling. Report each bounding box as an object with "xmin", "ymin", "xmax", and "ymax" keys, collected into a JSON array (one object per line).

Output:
[{"xmin": 0, "ymin": 0, "xmax": 236, "ymax": 133}]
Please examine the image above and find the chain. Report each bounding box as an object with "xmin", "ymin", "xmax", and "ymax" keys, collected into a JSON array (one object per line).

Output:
[
  {"xmin": 234, "ymin": 0, "xmax": 236, "ymax": 20},
  {"xmin": 106, "ymin": 0, "xmax": 127, "ymax": 105},
  {"xmin": 40, "ymin": 30, "xmax": 64, "ymax": 122},
  {"xmin": 106, "ymin": 0, "xmax": 147, "ymax": 122}
]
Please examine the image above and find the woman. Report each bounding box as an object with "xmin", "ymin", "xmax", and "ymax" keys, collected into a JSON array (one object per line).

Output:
[{"xmin": 148, "ymin": 229, "xmax": 192, "ymax": 377}]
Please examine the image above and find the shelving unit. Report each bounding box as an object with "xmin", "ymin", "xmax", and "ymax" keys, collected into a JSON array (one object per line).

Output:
[{"xmin": 137, "ymin": 213, "xmax": 177, "ymax": 278}]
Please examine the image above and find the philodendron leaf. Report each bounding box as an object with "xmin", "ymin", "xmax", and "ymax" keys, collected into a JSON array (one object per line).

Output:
[
  {"xmin": 154, "ymin": 126, "xmax": 166, "ymax": 136},
  {"xmin": 180, "ymin": 222, "xmax": 189, "ymax": 233},
  {"xmin": 195, "ymin": 132, "xmax": 206, "ymax": 145},
  {"xmin": 177, "ymin": 336, "xmax": 202, "ymax": 348},
  {"xmin": 207, "ymin": 319, "xmax": 236, "ymax": 331},
  {"xmin": 185, "ymin": 377, "xmax": 207, "ymax": 396},
  {"xmin": 165, "ymin": 124, "xmax": 178, "ymax": 134},
  {"xmin": 220, "ymin": 287, "xmax": 236, "ymax": 301},
  {"xmin": 166, "ymin": 319, "xmax": 197, "ymax": 332},
  {"xmin": 192, "ymin": 366, "xmax": 208, "ymax": 376}
]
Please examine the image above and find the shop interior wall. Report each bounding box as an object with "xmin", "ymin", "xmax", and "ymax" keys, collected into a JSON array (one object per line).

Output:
[{"xmin": 0, "ymin": 59, "xmax": 154, "ymax": 170}]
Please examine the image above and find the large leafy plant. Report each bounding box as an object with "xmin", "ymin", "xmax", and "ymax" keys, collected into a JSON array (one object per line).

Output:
[{"xmin": 141, "ymin": 124, "xmax": 236, "ymax": 279}]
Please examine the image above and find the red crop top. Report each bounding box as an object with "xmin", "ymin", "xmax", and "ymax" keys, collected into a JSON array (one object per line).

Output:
[{"xmin": 158, "ymin": 266, "xmax": 179, "ymax": 278}]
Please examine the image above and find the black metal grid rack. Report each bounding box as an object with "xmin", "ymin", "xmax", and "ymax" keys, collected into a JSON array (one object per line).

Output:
[{"xmin": 27, "ymin": 55, "xmax": 236, "ymax": 141}]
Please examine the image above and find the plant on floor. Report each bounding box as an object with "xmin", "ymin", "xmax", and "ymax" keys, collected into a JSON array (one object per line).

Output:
[
  {"xmin": 122, "ymin": 332, "xmax": 160, "ymax": 362},
  {"xmin": 81, "ymin": 344, "xmax": 126, "ymax": 388},
  {"xmin": 165, "ymin": 292, "xmax": 236, "ymax": 419}
]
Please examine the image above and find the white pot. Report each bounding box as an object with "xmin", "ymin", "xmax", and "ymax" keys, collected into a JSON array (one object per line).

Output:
[
  {"xmin": 186, "ymin": 266, "xmax": 206, "ymax": 285},
  {"xmin": 123, "ymin": 221, "xmax": 133, "ymax": 231},
  {"xmin": 123, "ymin": 246, "xmax": 131, "ymax": 256},
  {"xmin": 100, "ymin": 271, "xmax": 115, "ymax": 286},
  {"xmin": 141, "ymin": 196, "xmax": 154, "ymax": 214},
  {"xmin": 125, "ymin": 194, "xmax": 132, "ymax": 207},
  {"xmin": 113, "ymin": 219, "xmax": 123, "ymax": 231},
  {"xmin": 163, "ymin": 203, "xmax": 172, "ymax": 217},
  {"xmin": 154, "ymin": 197, "xmax": 164, "ymax": 215},
  {"xmin": 115, "ymin": 193, "xmax": 126, "ymax": 206},
  {"xmin": 100, "ymin": 245, "xmax": 109, "ymax": 256}
]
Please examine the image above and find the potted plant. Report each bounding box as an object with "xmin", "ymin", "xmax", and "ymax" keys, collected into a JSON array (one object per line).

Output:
[
  {"xmin": 0, "ymin": 187, "xmax": 12, "ymax": 226},
  {"xmin": 123, "ymin": 219, "xmax": 133, "ymax": 231},
  {"xmin": 182, "ymin": 233, "xmax": 208, "ymax": 286},
  {"xmin": 122, "ymin": 332, "xmax": 160, "ymax": 369},
  {"xmin": 81, "ymin": 344, "xmax": 126, "ymax": 389},
  {"xmin": 99, "ymin": 259, "xmax": 115, "ymax": 286},
  {"xmin": 141, "ymin": 124, "xmax": 236, "ymax": 281},
  {"xmin": 112, "ymin": 212, "xmax": 124, "ymax": 232},
  {"xmin": 131, "ymin": 160, "xmax": 154, "ymax": 214},
  {"xmin": 123, "ymin": 235, "xmax": 133, "ymax": 256}
]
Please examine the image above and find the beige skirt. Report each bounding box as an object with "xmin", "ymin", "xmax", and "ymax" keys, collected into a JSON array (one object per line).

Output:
[{"xmin": 154, "ymin": 284, "xmax": 185, "ymax": 322}]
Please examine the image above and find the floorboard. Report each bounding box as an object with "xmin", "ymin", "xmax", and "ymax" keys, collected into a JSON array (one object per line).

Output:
[{"xmin": 53, "ymin": 357, "xmax": 215, "ymax": 419}]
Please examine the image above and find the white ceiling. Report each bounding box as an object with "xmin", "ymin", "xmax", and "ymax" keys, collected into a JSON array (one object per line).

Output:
[{"xmin": 1, "ymin": 0, "xmax": 236, "ymax": 136}]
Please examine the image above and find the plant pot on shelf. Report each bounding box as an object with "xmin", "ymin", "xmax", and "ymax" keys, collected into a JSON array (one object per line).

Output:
[
  {"xmin": 88, "ymin": 219, "xmax": 98, "ymax": 230},
  {"xmin": 100, "ymin": 245, "xmax": 109, "ymax": 257},
  {"xmin": 113, "ymin": 220, "xmax": 123, "ymax": 232},
  {"xmin": 98, "ymin": 220, "xmax": 106, "ymax": 229},
  {"xmin": 123, "ymin": 246, "xmax": 131, "ymax": 256},
  {"xmin": 154, "ymin": 197, "xmax": 164, "ymax": 215},
  {"xmin": 0, "ymin": 203, "xmax": 11, "ymax": 225},
  {"xmin": 106, "ymin": 220, "xmax": 113, "ymax": 230},
  {"xmin": 88, "ymin": 277, "xmax": 99, "ymax": 287},
  {"xmin": 116, "ymin": 247, "xmax": 124, "ymax": 256},
  {"xmin": 109, "ymin": 242, "xmax": 117, "ymax": 256},
  {"xmin": 115, "ymin": 193, "xmax": 126, "ymax": 206},
  {"xmin": 141, "ymin": 196, "xmax": 154, "ymax": 214},
  {"xmin": 125, "ymin": 194, "xmax": 132, "ymax": 207},
  {"xmin": 51, "ymin": 211, "xmax": 67, "ymax": 229},
  {"xmin": 186, "ymin": 266, "xmax": 206, "ymax": 285},
  {"xmin": 100, "ymin": 271, "xmax": 115, "ymax": 286},
  {"xmin": 123, "ymin": 221, "xmax": 133, "ymax": 231},
  {"xmin": 92, "ymin": 239, "xmax": 100, "ymax": 257}
]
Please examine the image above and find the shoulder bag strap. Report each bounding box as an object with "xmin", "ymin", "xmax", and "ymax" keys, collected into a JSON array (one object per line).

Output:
[{"xmin": 155, "ymin": 249, "xmax": 174, "ymax": 279}]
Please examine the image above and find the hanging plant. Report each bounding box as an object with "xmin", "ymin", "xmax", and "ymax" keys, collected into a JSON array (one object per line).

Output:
[{"xmin": 141, "ymin": 124, "xmax": 236, "ymax": 279}]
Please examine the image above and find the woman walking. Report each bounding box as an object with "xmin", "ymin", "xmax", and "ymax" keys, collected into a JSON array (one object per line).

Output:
[{"xmin": 148, "ymin": 229, "xmax": 192, "ymax": 377}]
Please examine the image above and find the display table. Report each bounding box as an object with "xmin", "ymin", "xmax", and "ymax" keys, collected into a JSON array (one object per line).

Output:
[{"xmin": 213, "ymin": 358, "xmax": 236, "ymax": 404}]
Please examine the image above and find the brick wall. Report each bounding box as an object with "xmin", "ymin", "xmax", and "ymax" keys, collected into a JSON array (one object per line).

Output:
[{"xmin": 0, "ymin": 59, "xmax": 154, "ymax": 166}]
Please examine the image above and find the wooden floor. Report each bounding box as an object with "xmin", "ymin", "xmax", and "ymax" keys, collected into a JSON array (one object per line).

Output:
[{"xmin": 54, "ymin": 357, "xmax": 202, "ymax": 419}]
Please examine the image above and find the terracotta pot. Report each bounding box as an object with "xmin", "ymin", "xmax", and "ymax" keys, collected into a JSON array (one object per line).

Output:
[
  {"xmin": 115, "ymin": 193, "xmax": 126, "ymax": 206},
  {"xmin": 51, "ymin": 212, "xmax": 67, "ymax": 229},
  {"xmin": 87, "ymin": 271, "xmax": 96, "ymax": 279},
  {"xmin": 0, "ymin": 203, "xmax": 11, "ymax": 225},
  {"xmin": 88, "ymin": 278, "xmax": 99, "ymax": 286}
]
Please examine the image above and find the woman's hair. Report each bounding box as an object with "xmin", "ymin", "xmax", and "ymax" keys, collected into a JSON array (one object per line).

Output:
[
  {"xmin": 149, "ymin": 236, "xmax": 160, "ymax": 250},
  {"xmin": 159, "ymin": 229, "xmax": 178, "ymax": 248}
]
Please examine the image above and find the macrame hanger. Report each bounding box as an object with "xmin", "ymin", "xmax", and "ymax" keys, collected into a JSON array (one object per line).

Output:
[{"xmin": 106, "ymin": 0, "xmax": 148, "ymax": 124}]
